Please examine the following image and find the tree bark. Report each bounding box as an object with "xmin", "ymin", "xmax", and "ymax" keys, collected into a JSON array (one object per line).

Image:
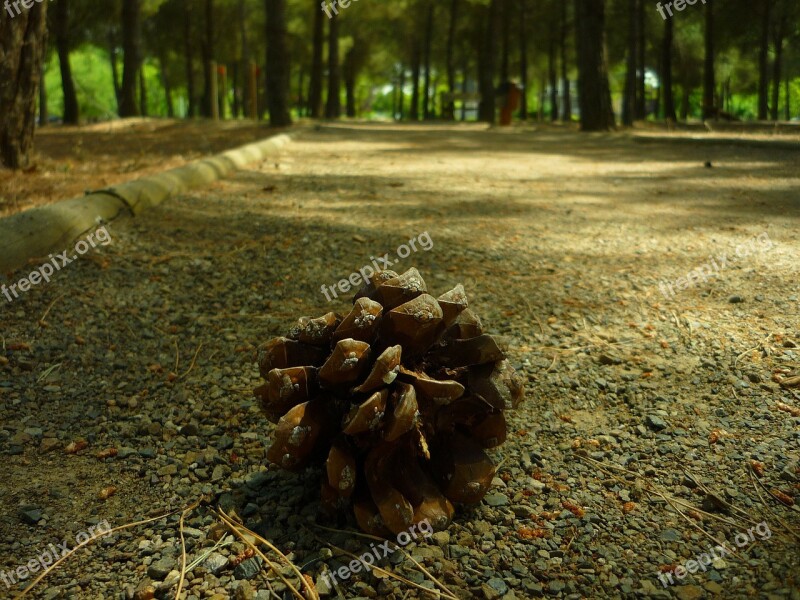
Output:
[
  {"xmin": 159, "ymin": 55, "xmax": 174, "ymax": 118},
  {"xmin": 39, "ymin": 69, "xmax": 48, "ymax": 127},
  {"xmin": 771, "ymin": 10, "xmax": 786, "ymax": 121},
  {"xmin": 265, "ymin": 0, "xmax": 292, "ymax": 126},
  {"xmin": 548, "ymin": 37, "xmax": 558, "ymax": 121},
  {"xmin": 325, "ymin": 11, "xmax": 341, "ymax": 118},
  {"xmin": 398, "ymin": 64, "xmax": 406, "ymax": 119},
  {"xmin": 635, "ymin": 0, "xmax": 645, "ymax": 119},
  {"xmin": 560, "ymin": 0, "xmax": 571, "ymax": 122},
  {"xmin": 574, "ymin": 0, "xmax": 614, "ymax": 131},
  {"xmin": 622, "ymin": 0, "xmax": 636, "ymax": 126},
  {"xmin": 758, "ymin": 0, "xmax": 772, "ymax": 120},
  {"xmin": 785, "ymin": 71, "xmax": 791, "ymax": 121},
  {"xmin": 343, "ymin": 45, "xmax": 358, "ymax": 118},
  {"xmin": 477, "ymin": 0, "xmax": 500, "ymax": 124},
  {"xmin": 422, "ymin": 0, "xmax": 434, "ymax": 119},
  {"xmin": 0, "ymin": 1, "xmax": 48, "ymax": 169},
  {"xmin": 500, "ymin": 0, "xmax": 510, "ymax": 82},
  {"xmin": 139, "ymin": 66, "xmax": 148, "ymax": 116},
  {"xmin": 519, "ymin": 0, "xmax": 528, "ymax": 120},
  {"xmin": 119, "ymin": 0, "xmax": 142, "ymax": 117},
  {"xmin": 409, "ymin": 34, "xmax": 421, "ymax": 121},
  {"xmin": 201, "ymin": 0, "xmax": 215, "ymax": 118},
  {"xmin": 183, "ymin": 0, "xmax": 195, "ymax": 117},
  {"xmin": 702, "ymin": 0, "xmax": 715, "ymax": 120},
  {"xmin": 109, "ymin": 33, "xmax": 121, "ymax": 110},
  {"xmin": 308, "ymin": 0, "xmax": 325, "ymax": 118},
  {"xmin": 238, "ymin": 0, "xmax": 249, "ymax": 118},
  {"xmin": 445, "ymin": 0, "xmax": 458, "ymax": 120},
  {"xmin": 54, "ymin": 0, "xmax": 79, "ymax": 124},
  {"xmin": 661, "ymin": 15, "xmax": 675, "ymax": 121}
]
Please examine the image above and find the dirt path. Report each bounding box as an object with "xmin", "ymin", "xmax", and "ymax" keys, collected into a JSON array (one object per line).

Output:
[{"xmin": 1, "ymin": 123, "xmax": 798, "ymax": 599}]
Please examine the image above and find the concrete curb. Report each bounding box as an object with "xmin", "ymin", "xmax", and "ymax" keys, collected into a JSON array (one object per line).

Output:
[{"xmin": 0, "ymin": 129, "xmax": 298, "ymax": 274}]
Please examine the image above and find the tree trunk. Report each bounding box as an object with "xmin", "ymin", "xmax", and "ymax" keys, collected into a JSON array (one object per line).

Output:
[
  {"xmin": 635, "ymin": 0, "xmax": 646, "ymax": 119},
  {"xmin": 343, "ymin": 46, "xmax": 357, "ymax": 118},
  {"xmin": 422, "ymin": 0, "xmax": 433, "ymax": 119},
  {"xmin": 519, "ymin": 0, "xmax": 528, "ymax": 120},
  {"xmin": 548, "ymin": 38, "xmax": 558, "ymax": 121},
  {"xmin": 574, "ymin": 0, "xmax": 614, "ymax": 131},
  {"xmin": 702, "ymin": 0, "xmax": 715, "ymax": 120},
  {"xmin": 139, "ymin": 66, "xmax": 148, "ymax": 116},
  {"xmin": 109, "ymin": 34, "xmax": 121, "ymax": 110},
  {"xmin": 500, "ymin": 0, "xmax": 510, "ymax": 82},
  {"xmin": 560, "ymin": 1, "xmax": 571, "ymax": 122},
  {"xmin": 54, "ymin": 0, "xmax": 79, "ymax": 125},
  {"xmin": 398, "ymin": 65, "xmax": 406, "ymax": 119},
  {"xmin": 477, "ymin": 0, "xmax": 500, "ymax": 124},
  {"xmin": 758, "ymin": 0, "xmax": 772, "ymax": 120},
  {"xmin": 0, "ymin": 1, "xmax": 48, "ymax": 169},
  {"xmin": 39, "ymin": 69, "xmax": 48, "ymax": 127},
  {"xmin": 325, "ymin": 11, "xmax": 341, "ymax": 118},
  {"xmin": 160, "ymin": 57, "xmax": 174, "ymax": 118},
  {"xmin": 460, "ymin": 59, "xmax": 468, "ymax": 121},
  {"xmin": 622, "ymin": 0, "xmax": 636, "ymax": 126},
  {"xmin": 183, "ymin": 0, "xmax": 195, "ymax": 117},
  {"xmin": 265, "ymin": 0, "xmax": 292, "ymax": 126},
  {"xmin": 238, "ymin": 0, "xmax": 249, "ymax": 118},
  {"xmin": 661, "ymin": 15, "xmax": 675, "ymax": 121},
  {"xmin": 409, "ymin": 35, "xmax": 421, "ymax": 121},
  {"xmin": 445, "ymin": 0, "xmax": 458, "ymax": 120},
  {"xmin": 296, "ymin": 65, "xmax": 305, "ymax": 117},
  {"xmin": 785, "ymin": 71, "xmax": 791, "ymax": 121},
  {"xmin": 119, "ymin": 0, "xmax": 141, "ymax": 117},
  {"xmin": 771, "ymin": 10, "xmax": 786, "ymax": 121},
  {"xmin": 201, "ymin": 0, "xmax": 215, "ymax": 118},
  {"xmin": 308, "ymin": 0, "xmax": 324, "ymax": 118}
]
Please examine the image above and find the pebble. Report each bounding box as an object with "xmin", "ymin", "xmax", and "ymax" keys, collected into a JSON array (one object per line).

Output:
[{"xmin": 483, "ymin": 492, "xmax": 509, "ymax": 507}]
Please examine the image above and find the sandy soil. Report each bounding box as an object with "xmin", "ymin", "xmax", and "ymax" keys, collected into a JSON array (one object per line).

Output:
[{"xmin": 0, "ymin": 119, "xmax": 282, "ymax": 218}]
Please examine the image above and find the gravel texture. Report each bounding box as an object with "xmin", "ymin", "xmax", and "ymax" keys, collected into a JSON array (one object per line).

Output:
[{"xmin": 0, "ymin": 123, "xmax": 798, "ymax": 599}]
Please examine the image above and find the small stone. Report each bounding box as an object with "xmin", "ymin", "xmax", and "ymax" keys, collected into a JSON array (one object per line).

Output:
[
  {"xmin": 147, "ymin": 557, "xmax": 176, "ymax": 580},
  {"xmin": 203, "ymin": 552, "xmax": 229, "ymax": 576},
  {"xmin": 549, "ymin": 580, "xmax": 566, "ymax": 593},
  {"xmin": 675, "ymin": 584, "xmax": 704, "ymax": 600},
  {"xmin": 179, "ymin": 423, "xmax": 199, "ymax": 436},
  {"xmin": 118, "ymin": 447, "xmax": 137, "ymax": 458},
  {"xmin": 235, "ymin": 580, "xmax": 255, "ymax": 600},
  {"xmin": 645, "ymin": 415, "xmax": 668, "ymax": 432},
  {"xmin": 483, "ymin": 492, "xmax": 508, "ymax": 507},
  {"xmin": 18, "ymin": 505, "xmax": 43, "ymax": 525},
  {"xmin": 660, "ymin": 528, "xmax": 681, "ymax": 542},
  {"xmin": 39, "ymin": 438, "xmax": 60, "ymax": 453},
  {"xmin": 728, "ymin": 295, "xmax": 744, "ymax": 304},
  {"xmin": 234, "ymin": 556, "xmax": 263, "ymax": 580}
]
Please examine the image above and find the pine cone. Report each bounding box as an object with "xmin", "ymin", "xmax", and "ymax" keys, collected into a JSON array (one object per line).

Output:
[{"xmin": 254, "ymin": 267, "xmax": 524, "ymax": 535}]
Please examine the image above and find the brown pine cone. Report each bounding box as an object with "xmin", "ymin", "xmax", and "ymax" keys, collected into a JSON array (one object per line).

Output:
[{"xmin": 253, "ymin": 267, "xmax": 524, "ymax": 535}]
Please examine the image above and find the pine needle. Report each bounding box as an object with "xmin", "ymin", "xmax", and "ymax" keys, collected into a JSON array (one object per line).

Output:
[{"xmin": 15, "ymin": 508, "xmax": 180, "ymax": 599}]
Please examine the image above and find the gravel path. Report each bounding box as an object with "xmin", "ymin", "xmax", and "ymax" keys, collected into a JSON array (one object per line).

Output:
[{"xmin": 1, "ymin": 123, "xmax": 798, "ymax": 600}]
